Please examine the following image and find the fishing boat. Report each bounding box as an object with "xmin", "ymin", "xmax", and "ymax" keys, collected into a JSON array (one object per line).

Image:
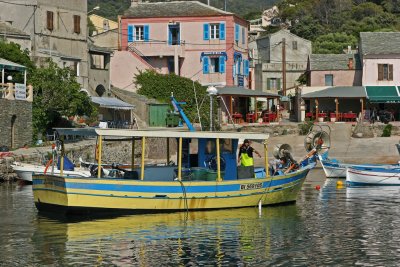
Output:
[
  {"xmin": 346, "ymin": 165, "xmax": 400, "ymax": 186},
  {"xmin": 319, "ymin": 152, "xmax": 400, "ymax": 178},
  {"xmin": 11, "ymin": 162, "xmax": 91, "ymax": 182},
  {"xmin": 32, "ymin": 128, "xmax": 317, "ymax": 216}
]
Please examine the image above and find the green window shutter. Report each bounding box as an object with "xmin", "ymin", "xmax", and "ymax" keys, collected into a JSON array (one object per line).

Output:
[
  {"xmin": 267, "ymin": 78, "xmax": 271, "ymax": 90},
  {"xmin": 277, "ymin": 78, "xmax": 281, "ymax": 91}
]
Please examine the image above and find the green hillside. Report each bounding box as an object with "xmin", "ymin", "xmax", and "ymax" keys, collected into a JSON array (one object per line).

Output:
[{"xmin": 88, "ymin": 0, "xmax": 278, "ymax": 21}]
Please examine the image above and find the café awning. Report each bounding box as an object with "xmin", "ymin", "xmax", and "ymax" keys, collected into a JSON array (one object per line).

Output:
[
  {"xmin": 91, "ymin": 97, "xmax": 135, "ymax": 110},
  {"xmin": 365, "ymin": 86, "xmax": 400, "ymax": 103},
  {"xmin": 302, "ymin": 86, "xmax": 366, "ymax": 99}
]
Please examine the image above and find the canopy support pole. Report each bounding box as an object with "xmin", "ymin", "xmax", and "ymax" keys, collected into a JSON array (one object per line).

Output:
[
  {"xmin": 97, "ymin": 136, "xmax": 102, "ymax": 178},
  {"xmin": 178, "ymin": 137, "xmax": 182, "ymax": 181},
  {"xmin": 335, "ymin": 98, "xmax": 339, "ymax": 122},
  {"xmin": 360, "ymin": 98, "xmax": 364, "ymax": 119},
  {"xmin": 166, "ymin": 138, "xmax": 170, "ymax": 164},
  {"xmin": 216, "ymin": 138, "xmax": 221, "ymax": 182},
  {"xmin": 264, "ymin": 140, "xmax": 269, "ymax": 177},
  {"xmin": 131, "ymin": 137, "xmax": 135, "ymax": 170},
  {"xmin": 315, "ymin": 99, "xmax": 319, "ymax": 122},
  {"xmin": 140, "ymin": 137, "xmax": 145, "ymax": 180}
]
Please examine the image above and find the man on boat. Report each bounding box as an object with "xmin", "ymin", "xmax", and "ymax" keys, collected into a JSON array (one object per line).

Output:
[{"xmin": 238, "ymin": 139, "xmax": 261, "ymax": 167}]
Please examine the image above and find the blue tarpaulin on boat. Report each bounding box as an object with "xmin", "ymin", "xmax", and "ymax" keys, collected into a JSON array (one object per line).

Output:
[{"xmin": 57, "ymin": 156, "xmax": 75, "ymax": 171}]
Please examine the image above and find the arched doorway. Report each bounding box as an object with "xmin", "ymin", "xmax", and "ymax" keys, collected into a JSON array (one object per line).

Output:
[
  {"xmin": 96, "ymin": 84, "xmax": 106, "ymax": 97},
  {"xmin": 11, "ymin": 115, "xmax": 16, "ymax": 149}
]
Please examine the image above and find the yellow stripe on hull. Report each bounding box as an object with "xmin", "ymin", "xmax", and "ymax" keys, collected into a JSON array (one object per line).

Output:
[{"xmin": 33, "ymin": 177, "xmax": 305, "ymax": 212}]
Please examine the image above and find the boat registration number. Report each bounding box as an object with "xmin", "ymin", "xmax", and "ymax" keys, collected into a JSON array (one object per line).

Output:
[{"xmin": 240, "ymin": 182, "xmax": 263, "ymax": 190}]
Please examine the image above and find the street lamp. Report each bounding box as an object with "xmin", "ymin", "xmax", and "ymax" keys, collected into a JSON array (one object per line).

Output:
[
  {"xmin": 206, "ymin": 85, "xmax": 218, "ymax": 131},
  {"xmin": 88, "ymin": 6, "xmax": 100, "ymax": 15}
]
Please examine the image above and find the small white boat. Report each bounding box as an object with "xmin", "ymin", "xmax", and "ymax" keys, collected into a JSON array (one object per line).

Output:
[
  {"xmin": 319, "ymin": 153, "xmax": 399, "ymax": 178},
  {"xmin": 12, "ymin": 162, "xmax": 91, "ymax": 182},
  {"xmin": 346, "ymin": 166, "xmax": 400, "ymax": 186}
]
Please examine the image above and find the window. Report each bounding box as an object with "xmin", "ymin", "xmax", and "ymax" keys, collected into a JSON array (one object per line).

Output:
[
  {"xmin": 210, "ymin": 57, "xmax": 220, "ymax": 73},
  {"xmin": 70, "ymin": 61, "xmax": 80, "ymax": 77},
  {"xmin": 267, "ymin": 78, "xmax": 280, "ymax": 90},
  {"xmin": 203, "ymin": 56, "xmax": 225, "ymax": 74},
  {"xmin": 325, "ymin": 74, "xmax": 333, "ymax": 86},
  {"xmin": 235, "ymin": 24, "xmax": 239, "ymax": 44},
  {"xmin": 128, "ymin": 24, "xmax": 149, "ymax": 42},
  {"xmin": 135, "ymin": 26, "xmax": 144, "ymax": 41},
  {"xmin": 378, "ymin": 64, "xmax": 393, "ymax": 81},
  {"xmin": 91, "ymin": 54, "xmax": 109, "ymax": 70},
  {"xmin": 242, "ymin": 27, "xmax": 245, "ymax": 45},
  {"xmin": 46, "ymin": 11, "xmax": 54, "ymax": 31},
  {"xmin": 73, "ymin": 15, "xmax": 81, "ymax": 34},
  {"xmin": 210, "ymin": 24, "xmax": 220, "ymax": 39},
  {"xmin": 292, "ymin": 41, "xmax": 297, "ymax": 50},
  {"xmin": 169, "ymin": 24, "xmax": 180, "ymax": 45}
]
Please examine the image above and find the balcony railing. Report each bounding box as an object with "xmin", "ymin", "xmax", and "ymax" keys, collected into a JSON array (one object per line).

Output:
[
  {"xmin": 127, "ymin": 41, "xmax": 186, "ymax": 58},
  {"xmin": 0, "ymin": 83, "xmax": 33, "ymax": 102}
]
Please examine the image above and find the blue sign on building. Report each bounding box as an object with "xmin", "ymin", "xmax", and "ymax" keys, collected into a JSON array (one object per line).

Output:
[{"xmin": 238, "ymin": 75, "xmax": 244, "ymax": 87}]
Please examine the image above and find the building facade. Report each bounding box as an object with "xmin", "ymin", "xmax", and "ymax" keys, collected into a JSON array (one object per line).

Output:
[
  {"xmin": 119, "ymin": 1, "xmax": 249, "ymax": 88},
  {"xmin": 89, "ymin": 14, "xmax": 118, "ymax": 36},
  {"xmin": 360, "ymin": 32, "xmax": 400, "ymax": 86},
  {"xmin": 307, "ymin": 54, "xmax": 362, "ymax": 87},
  {"xmin": 0, "ymin": 0, "xmax": 90, "ymax": 92},
  {"xmin": 255, "ymin": 30, "xmax": 311, "ymax": 94},
  {"xmin": 0, "ymin": 21, "xmax": 31, "ymax": 51}
]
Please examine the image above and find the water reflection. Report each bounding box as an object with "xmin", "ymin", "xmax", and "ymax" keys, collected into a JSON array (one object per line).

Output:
[
  {"xmin": 3, "ymin": 173, "xmax": 400, "ymax": 266},
  {"xmin": 32, "ymin": 206, "xmax": 300, "ymax": 266}
]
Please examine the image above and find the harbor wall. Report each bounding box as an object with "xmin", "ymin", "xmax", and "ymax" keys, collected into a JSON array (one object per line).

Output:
[{"xmin": 0, "ymin": 99, "xmax": 32, "ymax": 149}]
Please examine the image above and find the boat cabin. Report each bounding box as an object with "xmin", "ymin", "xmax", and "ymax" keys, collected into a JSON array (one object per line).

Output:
[{"xmin": 56, "ymin": 128, "xmax": 270, "ymax": 181}]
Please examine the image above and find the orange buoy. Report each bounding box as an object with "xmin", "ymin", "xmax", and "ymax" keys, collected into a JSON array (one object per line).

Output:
[{"xmin": 315, "ymin": 185, "xmax": 321, "ymax": 190}]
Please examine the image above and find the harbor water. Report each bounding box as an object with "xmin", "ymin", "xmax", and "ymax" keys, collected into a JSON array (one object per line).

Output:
[{"xmin": 1, "ymin": 168, "xmax": 400, "ymax": 266}]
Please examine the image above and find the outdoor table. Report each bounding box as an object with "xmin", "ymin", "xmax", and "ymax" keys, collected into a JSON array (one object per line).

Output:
[
  {"xmin": 306, "ymin": 112, "xmax": 314, "ymax": 120},
  {"xmin": 263, "ymin": 113, "xmax": 276, "ymax": 123},
  {"xmin": 343, "ymin": 113, "xmax": 357, "ymax": 121}
]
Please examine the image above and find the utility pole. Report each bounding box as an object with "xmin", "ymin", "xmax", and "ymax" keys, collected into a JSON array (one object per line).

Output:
[
  {"xmin": 224, "ymin": 0, "xmax": 226, "ymax": 11},
  {"xmin": 207, "ymin": 0, "xmax": 210, "ymax": 5},
  {"xmin": 282, "ymin": 38, "xmax": 286, "ymax": 96}
]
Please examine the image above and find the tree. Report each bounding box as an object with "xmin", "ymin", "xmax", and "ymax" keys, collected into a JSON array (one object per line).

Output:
[
  {"xmin": 30, "ymin": 60, "xmax": 96, "ymax": 138},
  {"xmin": 135, "ymin": 70, "xmax": 216, "ymax": 129},
  {"xmin": 313, "ymin": 33, "xmax": 358, "ymax": 53}
]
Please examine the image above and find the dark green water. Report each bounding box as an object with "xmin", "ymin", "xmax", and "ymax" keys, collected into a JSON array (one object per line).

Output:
[{"xmin": 1, "ymin": 169, "xmax": 400, "ymax": 266}]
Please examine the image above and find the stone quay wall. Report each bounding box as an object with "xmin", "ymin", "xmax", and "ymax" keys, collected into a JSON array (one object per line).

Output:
[{"xmin": 0, "ymin": 99, "xmax": 32, "ymax": 149}]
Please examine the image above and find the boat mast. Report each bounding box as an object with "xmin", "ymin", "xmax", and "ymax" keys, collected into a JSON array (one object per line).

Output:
[
  {"xmin": 97, "ymin": 136, "xmax": 103, "ymax": 178},
  {"xmin": 141, "ymin": 137, "xmax": 146, "ymax": 180}
]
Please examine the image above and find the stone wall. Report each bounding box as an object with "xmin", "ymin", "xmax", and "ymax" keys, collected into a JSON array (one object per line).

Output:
[{"xmin": 0, "ymin": 99, "xmax": 32, "ymax": 149}]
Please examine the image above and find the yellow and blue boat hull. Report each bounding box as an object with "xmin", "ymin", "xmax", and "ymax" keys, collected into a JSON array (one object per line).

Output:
[{"xmin": 32, "ymin": 164, "xmax": 313, "ymax": 215}]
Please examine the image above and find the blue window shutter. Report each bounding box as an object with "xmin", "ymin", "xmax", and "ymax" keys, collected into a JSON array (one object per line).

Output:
[
  {"xmin": 238, "ymin": 58, "xmax": 242, "ymax": 74},
  {"xmin": 244, "ymin": 60, "xmax": 249, "ymax": 76},
  {"xmin": 235, "ymin": 24, "xmax": 239, "ymax": 42},
  {"xmin": 203, "ymin": 57, "xmax": 209, "ymax": 74},
  {"xmin": 219, "ymin": 56, "xmax": 225, "ymax": 73},
  {"xmin": 203, "ymin": 23, "xmax": 209, "ymax": 40},
  {"xmin": 168, "ymin": 27, "xmax": 172, "ymax": 45},
  {"xmin": 128, "ymin": 24, "xmax": 134, "ymax": 42},
  {"xmin": 144, "ymin": 25, "xmax": 149, "ymax": 42},
  {"xmin": 219, "ymin": 23, "xmax": 225, "ymax": 40}
]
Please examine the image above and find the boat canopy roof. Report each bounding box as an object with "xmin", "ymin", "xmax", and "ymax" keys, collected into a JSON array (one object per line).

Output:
[
  {"xmin": 53, "ymin": 128, "xmax": 269, "ymax": 140},
  {"xmin": 95, "ymin": 129, "xmax": 269, "ymax": 140}
]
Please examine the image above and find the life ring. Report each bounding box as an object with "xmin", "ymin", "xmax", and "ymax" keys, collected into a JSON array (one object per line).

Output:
[{"xmin": 43, "ymin": 159, "xmax": 53, "ymax": 174}]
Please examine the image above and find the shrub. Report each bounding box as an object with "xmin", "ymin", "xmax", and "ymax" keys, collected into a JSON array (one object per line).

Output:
[
  {"xmin": 382, "ymin": 124, "xmax": 392, "ymax": 137},
  {"xmin": 298, "ymin": 121, "xmax": 314, "ymax": 135}
]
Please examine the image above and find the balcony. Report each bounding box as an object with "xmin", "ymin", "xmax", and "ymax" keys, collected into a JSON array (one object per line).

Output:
[
  {"xmin": 127, "ymin": 41, "xmax": 186, "ymax": 58},
  {"xmin": 0, "ymin": 83, "xmax": 33, "ymax": 102}
]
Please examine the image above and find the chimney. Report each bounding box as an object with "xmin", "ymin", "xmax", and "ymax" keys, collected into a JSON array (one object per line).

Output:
[
  {"xmin": 348, "ymin": 57, "xmax": 353, "ymax": 70},
  {"xmin": 131, "ymin": 0, "xmax": 142, "ymax": 7},
  {"xmin": 347, "ymin": 45, "xmax": 352, "ymax": 54}
]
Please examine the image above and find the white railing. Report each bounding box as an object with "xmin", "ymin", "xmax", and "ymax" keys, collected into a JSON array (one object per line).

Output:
[{"xmin": 0, "ymin": 83, "xmax": 33, "ymax": 102}]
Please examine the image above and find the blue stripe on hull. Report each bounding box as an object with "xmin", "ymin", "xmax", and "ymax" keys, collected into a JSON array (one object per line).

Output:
[
  {"xmin": 347, "ymin": 181, "xmax": 400, "ymax": 186},
  {"xmin": 33, "ymin": 172, "xmax": 307, "ymax": 194}
]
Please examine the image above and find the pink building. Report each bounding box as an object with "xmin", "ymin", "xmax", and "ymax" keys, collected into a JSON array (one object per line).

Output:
[
  {"xmin": 307, "ymin": 54, "xmax": 362, "ymax": 87},
  {"xmin": 119, "ymin": 1, "xmax": 249, "ymax": 88}
]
